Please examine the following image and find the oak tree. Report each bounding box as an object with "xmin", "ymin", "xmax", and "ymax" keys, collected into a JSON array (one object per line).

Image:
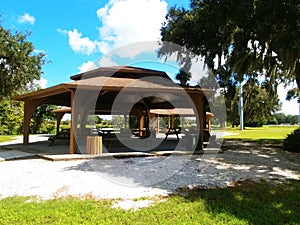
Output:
[
  {"xmin": 0, "ymin": 24, "xmax": 45, "ymax": 99},
  {"xmin": 160, "ymin": 0, "xmax": 300, "ymax": 89}
]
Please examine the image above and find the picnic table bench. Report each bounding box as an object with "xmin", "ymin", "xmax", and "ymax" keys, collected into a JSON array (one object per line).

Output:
[
  {"xmin": 48, "ymin": 128, "xmax": 70, "ymax": 146},
  {"xmin": 164, "ymin": 127, "xmax": 181, "ymax": 140}
]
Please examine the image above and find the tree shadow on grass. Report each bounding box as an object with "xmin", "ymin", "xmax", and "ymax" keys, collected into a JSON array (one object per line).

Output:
[
  {"xmin": 179, "ymin": 179, "xmax": 300, "ymax": 225},
  {"xmin": 223, "ymin": 138, "xmax": 283, "ymax": 147}
]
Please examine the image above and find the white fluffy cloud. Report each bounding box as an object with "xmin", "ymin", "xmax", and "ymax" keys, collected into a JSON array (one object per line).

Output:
[
  {"xmin": 97, "ymin": 56, "xmax": 119, "ymax": 67},
  {"xmin": 18, "ymin": 13, "xmax": 35, "ymax": 25},
  {"xmin": 78, "ymin": 57, "xmax": 119, "ymax": 73},
  {"xmin": 190, "ymin": 58, "xmax": 208, "ymax": 84},
  {"xmin": 97, "ymin": 0, "xmax": 168, "ymax": 54},
  {"xmin": 67, "ymin": 29, "xmax": 98, "ymax": 55},
  {"xmin": 78, "ymin": 61, "xmax": 98, "ymax": 73},
  {"xmin": 32, "ymin": 78, "xmax": 47, "ymax": 89},
  {"xmin": 62, "ymin": 0, "xmax": 168, "ymax": 57},
  {"xmin": 39, "ymin": 78, "xmax": 48, "ymax": 89},
  {"xmin": 58, "ymin": 28, "xmax": 112, "ymax": 55}
]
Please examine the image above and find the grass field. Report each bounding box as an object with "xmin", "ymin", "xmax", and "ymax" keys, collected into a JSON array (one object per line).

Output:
[
  {"xmin": 221, "ymin": 125, "xmax": 298, "ymax": 145},
  {"xmin": 0, "ymin": 135, "xmax": 17, "ymax": 143},
  {"xmin": 0, "ymin": 180, "xmax": 299, "ymax": 225}
]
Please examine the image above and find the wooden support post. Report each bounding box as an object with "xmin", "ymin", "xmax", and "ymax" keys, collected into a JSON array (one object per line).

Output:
[
  {"xmin": 157, "ymin": 114, "xmax": 160, "ymax": 133},
  {"xmin": 150, "ymin": 113, "xmax": 155, "ymax": 130},
  {"xmin": 203, "ymin": 104, "xmax": 207, "ymax": 133},
  {"xmin": 69, "ymin": 90, "xmax": 77, "ymax": 154},
  {"xmin": 55, "ymin": 112, "xmax": 65, "ymax": 135},
  {"xmin": 171, "ymin": 114, "xmax": 175, "ymax": 128},
  {"xmin": 139, "ymin": 113, "xmax": 144, "ymax": 136},
  {"xmin": 23, "ymin": 98, "xmax": 45, "ymax": 145},
  {"xmin": 190, "ymin": 93, "xmax": 204, "ymax": 150},
  {"xmin": 206, "ymin": 114, "xmax": 212, "ymax": 132}
]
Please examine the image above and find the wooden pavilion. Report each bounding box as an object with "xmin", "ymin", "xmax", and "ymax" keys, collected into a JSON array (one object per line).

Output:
[{"xmin": 13, "ymin": 66, "xmax": 213, "ymax": 154}]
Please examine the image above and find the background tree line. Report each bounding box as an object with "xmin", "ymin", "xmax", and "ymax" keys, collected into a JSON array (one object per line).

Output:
[{"xmin": 269, "ymin": 113, "xmax": 299, "ymax": 126}]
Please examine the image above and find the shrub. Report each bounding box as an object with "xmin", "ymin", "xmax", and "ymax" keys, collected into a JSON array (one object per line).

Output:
[{"xmin": 283, "ymin": 128, "xmax": 300, "ymax": 153}]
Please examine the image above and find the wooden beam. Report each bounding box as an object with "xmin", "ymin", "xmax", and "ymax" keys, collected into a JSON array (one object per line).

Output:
[
  {"xmin": 23, "ymin": 98, "xmax": 45, "ymax": 145},
  {"xmin": 55, "ymin": 112, "xmax": 66, "ymax": 134},
  {"xmin": 171, "ymin": 114, "xmax": 175, "ymax": 128},
  {"xmin": 69, "ymin": 90, "xmax": 77, "ymax": 154},
  {"xmin": 139, "ymin": 112, "xmax": 144, "ymax": 136},
  {"xmin": 157, "ymin": 114, "xmax": 160, "ymax": 133},
  {"xmin": 189, "ymin": 93, "xmax": 204, "ymax": 150}
]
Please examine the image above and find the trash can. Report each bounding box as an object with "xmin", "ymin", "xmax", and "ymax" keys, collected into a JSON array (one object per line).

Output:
[{"xmin": 86, "ymin": 136, "xmax": 102, "ymax": 154}]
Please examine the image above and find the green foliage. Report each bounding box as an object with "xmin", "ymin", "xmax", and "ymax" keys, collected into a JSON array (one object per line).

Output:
[
  {"xmin": 30, "ymin": 104, "xmax": 57, "ymax": 134},
  {"xmin": 212, "ymin": 76, "xmax": 281, "ymax": 127},
  {"xmin": 175, "ymin": 68, "xmax": 191, "ymax": 86},
  {"xmin": 270, "ymin": 113, "xmax": 299, "ymax": 125},
  {"xmin": 0, "ymin": 181, "xmax": 299, "ymax": 224},
  {"xmin": 162, "ymin": 116, "xmax": 181, "ymax": 128},
  {"xmin": 0, "ymin": 25, "xmax": 46, "ymax": 99},
  {"xmin": 0, "ymin": 100, "xmax": 23, "ymax": 135},
  {"xmin": 0, "ymin": 23, "xmax": 48, "ymax": 134},
  {"xmin": 160, "ymin": 0, "xmax": 300, "ymax": 91},
  {"xmin": 243, "ymin": 79, "xmax": 281, "ymax": 126},
  {"xmin": 161, "ymin": 1, "xmax": 291, "ymax": 127},
  {"xmin": 0, "ymin": 101, "xmax": 57, "ymax": 135},
  {"xmin": 60, "ymin": 120, "xmax": 71, "ymax": 130},
  {"xmin": 283, "ymin": 128, "xmax": 300, "ymax": 153},
  {"xmin": 98, "ymin": 119, "xmax": 113, "ymax": 128}
]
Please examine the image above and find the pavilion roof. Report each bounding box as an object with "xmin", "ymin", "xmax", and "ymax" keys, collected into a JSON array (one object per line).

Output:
[
  {"xmin": 70, "ymin": 66, "xmax": 171, "ymax": 81},
  {"xmin": 13, "ymin": 66, "xmax": 212, "ymax": 108}
]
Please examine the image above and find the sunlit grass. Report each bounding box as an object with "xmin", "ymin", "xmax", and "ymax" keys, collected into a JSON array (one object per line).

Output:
[
  {"xmin": 222, "ymin": 126, "xmax": 298, "ymax": 145},
  {"xmin": 0, "ymin": 135, "xmax": 17, "ymax": 143},
  {"xmin": 0, "ymin": 180, "xmax": 299, "ymax": 224}
]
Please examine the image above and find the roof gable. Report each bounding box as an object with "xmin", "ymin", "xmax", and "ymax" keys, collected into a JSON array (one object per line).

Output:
[{"xmin": 70, "ymin": 66, "xmax": 171, "ymax": 81}]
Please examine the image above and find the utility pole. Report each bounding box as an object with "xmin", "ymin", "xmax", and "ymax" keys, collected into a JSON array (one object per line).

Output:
[{"xmin": 239, "ymin": 82, "xmax": 244, "ymax": 130}]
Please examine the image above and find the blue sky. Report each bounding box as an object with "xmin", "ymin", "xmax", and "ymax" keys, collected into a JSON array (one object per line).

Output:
[
  {"xmin": 1, "ymin": 0, "xmax": 299, "ymax": 115},
  {"xmin": 1, "ymin": 0, "xmax": 189, "ymax": 86}
]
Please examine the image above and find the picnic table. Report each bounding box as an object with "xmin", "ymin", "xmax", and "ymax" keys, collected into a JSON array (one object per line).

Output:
[
  {"xmin": 48, "ymin": 128, "xmax": 70, "ymax": 146},
  {"xmin": 97, "ymin": 128, "xmax": 115, "ymax": 137},
  {"xmin": 164, "ymin": 127, "xmax": 181, "ymax": 140}
]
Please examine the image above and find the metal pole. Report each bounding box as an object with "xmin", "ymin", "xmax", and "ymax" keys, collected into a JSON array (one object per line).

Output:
[
  {"xmin": 239, "ymin": 82, "xmax": 244, "ymax": 130},
  {"xmin": 298, "ymin": 99, "xmax": 300, "ymax": 127}
]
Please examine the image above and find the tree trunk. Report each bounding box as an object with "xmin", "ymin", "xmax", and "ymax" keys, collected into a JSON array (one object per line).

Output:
[{"xmin": 296, "ymin": 61, "xmax": 300, "ymax": 90}]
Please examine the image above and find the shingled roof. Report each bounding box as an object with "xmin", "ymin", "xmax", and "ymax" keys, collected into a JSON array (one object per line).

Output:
[
  {"xmin": 70, "ymin": 66, "xmax": 171, "ymax": 81},
  {"xmin": 14, "ymin": 66, "xmax": 208, "ymax": 106}
]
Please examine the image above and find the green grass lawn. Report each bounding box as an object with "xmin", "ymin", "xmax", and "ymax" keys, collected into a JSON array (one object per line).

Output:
[
  {"xmin": 221, "ymin": 126, "xmax": 298, "ymax": 145},
  {"xmin": 0, "ymin": 180, "xmax": 299, "ymax": 225},
  {"xmin": 0, "ymin": 135, "xmax": 17, "ymax": 143}
]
